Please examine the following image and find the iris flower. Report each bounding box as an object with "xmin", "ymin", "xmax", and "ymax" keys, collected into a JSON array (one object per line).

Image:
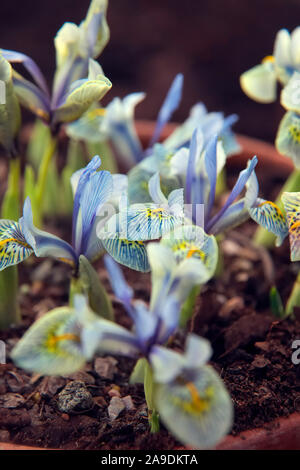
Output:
[
  {"xmin": 240, "ymin": 27, "xmax": 300, "ymax": 167},
  {"xmin": 181, "ymin": 130, "xmax": 288, "ymax": 244},
  {"xmin": 11, "ymin": 239, "xmax": 230, "ymax": 449},
  {"xmin": 0, "ymin": 0, "xmax": 111, "ymax": 129},
  {"xmin": 127, "ymin": 105, "xmax": 239, "ymax": 204},
  {"xmin": 0, "ymin": 156, "xmax": 150, "ymax": 272},
  {"xmin": 240, "ymin": 27, "xmax": 300, "ymax": 103}
]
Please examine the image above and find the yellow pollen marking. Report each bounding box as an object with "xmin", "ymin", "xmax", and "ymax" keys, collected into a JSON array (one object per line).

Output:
[
  {"xmin": 257, "ymin": 200, "xmax": 284, "ymax": 218},
  {"xmin": 186, "ymin": 247, "xmax": 205, "ymax": 260},
  {"xmin": 88, "ymin": 108, "xmax": 107, "ymax": 118},
  {"xmin": 181, "ymin": 382, "xmax": 212, "ymax": 414},
  {"xmin": 262, "ymin": 55, "xmax": 275, "ymax": 64},
  {"xmin": 290, "ymin": 220, "xmax": 300, "ymax": 231},
  {"xmin": 59, "ymin": 257, "xmax": 76, "ymax": 267},
  {"xmin": 46, "ymin": 333, "xmax": 80, "ymax": 352},
  {"xmin": 150, "ymin": 208, "xmax": 165, "ymax": 214},
  {"xmin": 0, "ymin": 238, "xmax": 31, "ymax": 249}
]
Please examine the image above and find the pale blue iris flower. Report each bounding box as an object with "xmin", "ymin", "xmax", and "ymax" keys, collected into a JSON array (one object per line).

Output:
[
  {"xmin": 240, "ymin": 27, "xmax": 300, "ymax": 104},
  {"xmin": 184, "ymin": 130, "xmax": 288, "ymax": 243},
  {"xmin": 0, "ymin": 0, "xmax": 111, "ymax": 128},
  {"xmin": 240, "ymin": 27, "xmax": 300, "ymax": 168},
  {"xmin": 0, "ymin": 156, "xmax": 152, "ymax": 272}
]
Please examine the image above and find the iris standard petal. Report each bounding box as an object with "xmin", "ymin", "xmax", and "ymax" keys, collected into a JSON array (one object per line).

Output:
[
  {"xmin": 20, "ymin": 198, "xmax": 76, "ymax": 264},
  {"xmin": 209, "ymin": 200, "xmax": 249, "ymax": 235},
  {"xmin": 0, "ymin": 219, "xmax": 33, "ymax": 271},
  {"xmin": 282, "ymin": 191, "xmax": 300, "ymax": 261},
  {"xmin": 204, "ymin": 135, "xmax": 218, "ymax": 220},
  {"xmin": 150, "ymin": 73, "xmax": 184, "ymax": 147},
  {"xmin": 104, "ymin": 254, "xmax": 133, "ymax": 307},
  {"xmin": 148, "ymin": 172, "xmax": 168, "ymax": 206},
  {"xmin": 79, "ymin": 169, "xmax": 113, "ymax": 254},
  {"xmin": 72, "ymin": 155, "xmax": 101, "ymax": 244},
  {"xmin": 206, "ymin": 156, "xmax": 258, "ymax": 233}
]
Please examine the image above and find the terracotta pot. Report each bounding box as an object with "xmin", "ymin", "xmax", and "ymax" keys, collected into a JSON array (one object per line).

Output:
[{"xmin": 0, "ymin": 122, "xmax": 298, "ymax": 451}]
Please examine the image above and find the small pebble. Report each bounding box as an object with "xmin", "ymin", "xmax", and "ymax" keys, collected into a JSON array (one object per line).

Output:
[
  {"xmin": 219, "ymin": 297, "xmax": 244, "ymax": 319},
  {"xmin": 252, "ymin": 355, "xmax": 271, "ymax": 369},
  {"xmin": 122, "ymin": 395, "xmax": 135, "ymax": 411},
  {"xmin": 94, "ymin": 357, "xmax": 118, "ymax": 380},
  {"xmin": 57, "ymin": 381, "xmax": 94, "ymax": 413},
  {"xmin": 108, "ymin": 388, "xmax": 121, "ymax": 398},
  {"xmin": 108, "ymin": 396, "xmax": 125, "ymax": 421}
]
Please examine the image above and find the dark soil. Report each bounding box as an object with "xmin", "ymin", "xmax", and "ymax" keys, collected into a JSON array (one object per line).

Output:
[{"xmin": 0, "ymin": 162, "xmax": 299, "ymax": 450}]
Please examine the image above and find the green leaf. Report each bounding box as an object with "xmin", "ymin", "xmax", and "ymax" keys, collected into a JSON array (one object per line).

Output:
[
  {"xmin": 179, "ymin": 285, "xmax": 201, "ymax": 328},
  {"xmin": 270, "ymin": 286, "xmax": 286, "ymax": 319},
  {"xmin": 70, "ymin": 255, "xmax": 113, "ymax": 320},
  {"xmin": 0, "ymin": 55, "xmax": 21, "ymax": 154},
  {"xmin": 129, "ymin": 358, "xmax": 147, "ymax": 384},
  {"xmin": 26, "ymin": 119, "xmax": 52, "ymax": 170},
  {"xmin": 154, "ymin": 365, "xmax": 233, "ymax": 449},
  {"xmin": 0, "ymin": 267, "xmax": 20, "ymax": 330}
]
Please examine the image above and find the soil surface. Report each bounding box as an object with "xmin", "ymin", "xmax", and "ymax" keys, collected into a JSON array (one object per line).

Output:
[{"xmin": 0, "ymin": 162, "xmax": 299, "ymax": 450}]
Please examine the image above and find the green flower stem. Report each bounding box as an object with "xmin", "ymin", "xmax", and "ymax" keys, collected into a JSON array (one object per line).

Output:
[
  {"xmin": 0, "ymin": 157, "xmax": 21, "ymax": 329},
  {"xmin": 215, "ymin": 168, "xmax": 227, "ymax": 198},
  {"xmin": 0, "ymin": 267, "xmax": 20, "ymax": 329},
  {"xmin": 144, "ymin": 360, "xmax": 160, "ymax": 433},
  {"xmin": 34, "ymin": 134, "xmax": 57, "ymax": 226},
  {"xmin": 285, "ymin": 271, "xmax": 300, "ymax": 318},
  {"xmin": 254, "ymin": 168, "xmax": 300, "ymax": 248},
  {"xmin": 69, "ymin": 255, "xmax": 113, "ymax": 320},
  {"xmin": 180, "ymin": 285, "xmax": 201, "ymax": 328}
]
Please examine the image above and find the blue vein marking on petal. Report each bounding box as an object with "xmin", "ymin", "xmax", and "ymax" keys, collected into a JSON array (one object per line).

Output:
[
  {"xmin": 86, "ymin": 11, "xmax": 103, "ymax": 57},
  {"xmin": 52, "ymin": 57, "xmax": 87, "ymax": 109},
  {"xmin": 72, "ymin": 156, "xmax": 102, "ymax": 249},
  {"xmin": 206, "ymin": 156, "xmax": 258, "ymax": 233},
  {"xmin": 205, "ymin": 135, "xmax": 218, "ymax": 223},
  {"xmin": 102, "ymin": 237, "xmax": 150, "ymax": 272},
  {"xmin": 80, "ymin": 170, "xmax": 113, "ymax": 255},
  {"xmin": 149, "ymin": 74, "xmax": 184, "ymax": 147},
  {"xmin": 0, "ymin": 220, "xmax": 33, "ymax": 271},
  {"xmin": 185, "ymin": 129, "xmax": 198, "ymax": 205}
]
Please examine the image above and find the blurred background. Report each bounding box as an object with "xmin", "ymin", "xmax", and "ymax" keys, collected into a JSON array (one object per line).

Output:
[{"xmin": 1, "ymin": 0, "xmax": 300, "ymax": 143}]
